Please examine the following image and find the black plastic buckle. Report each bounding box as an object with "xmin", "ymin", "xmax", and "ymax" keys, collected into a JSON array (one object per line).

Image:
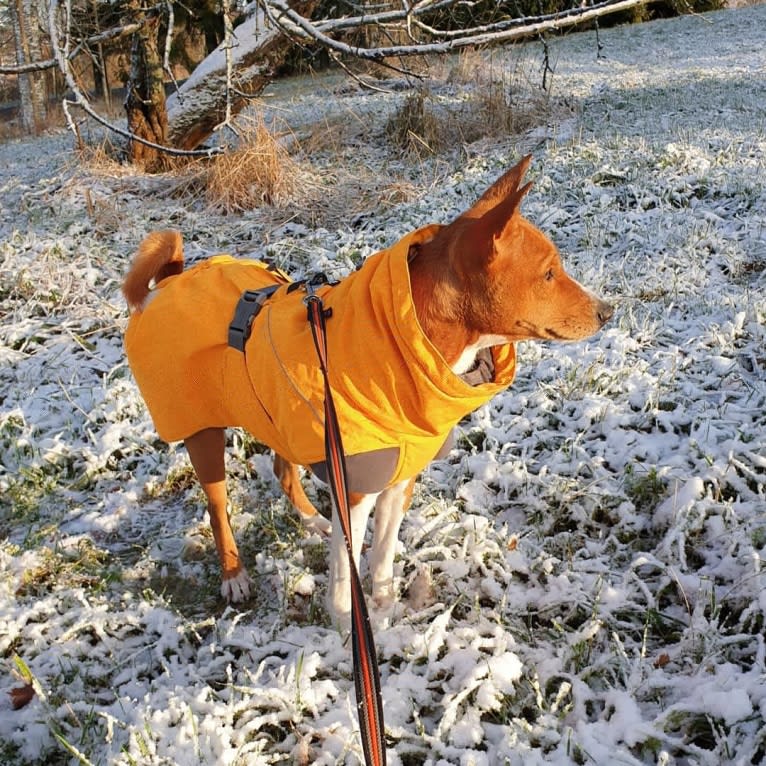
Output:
[{"xmin": 227, "ymin": 286, "xmax": 280, "ymax": 352}]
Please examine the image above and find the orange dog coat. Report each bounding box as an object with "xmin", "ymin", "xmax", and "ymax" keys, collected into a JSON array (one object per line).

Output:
[{"xmin": 125, "ymin": 226, "xmax": 517, "ymax": 487}]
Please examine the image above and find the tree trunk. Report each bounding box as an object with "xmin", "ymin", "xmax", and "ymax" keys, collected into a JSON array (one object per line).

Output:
[
  {"xmin": 90, "ymin": 0, "xmax": 111, "ymax": 107},
  {"xmin": 10, "ymin": 0, "xmax": 48, "ymax": 133},
  {"xmin": 124, "ymin": 3, "xmax": 167, "ymax": 170},
  {"xmin": 166, "ymin": 0, "xmax": 316, "ymax": 151}
]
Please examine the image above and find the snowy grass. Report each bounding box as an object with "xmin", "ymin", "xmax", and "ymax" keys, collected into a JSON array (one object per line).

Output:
[
  {"xmin": 383, "ymin": 47, "xmax": 560, "ymax": 157},
  {"xmin": 2, "ymin": 5, "xmax": 766, "ymax": 765}
]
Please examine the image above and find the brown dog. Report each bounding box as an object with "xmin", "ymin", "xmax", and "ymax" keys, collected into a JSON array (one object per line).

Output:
[{"xmin": 122, "ymin": 156, "xmax": 613, "ymax": 624}]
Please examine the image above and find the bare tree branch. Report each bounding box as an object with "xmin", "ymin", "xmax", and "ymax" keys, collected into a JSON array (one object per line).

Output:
[
  {"xmin": 261, "ymin": 0, "xmax": 656, "ymax": 58},
  {"xmin": 0, "ymin": 18, "xmax": 148, "ymax": 75},
  {"xmin": 162, "ymin": 0, "xmax": 181, "ymax": 92},
  {"xmin": 219, "ymin": 0, "xmax": 237, "ymax": 136},
  {"xmin": 16, "ymin": 0, "xmax": 656, "ymax": 158}
]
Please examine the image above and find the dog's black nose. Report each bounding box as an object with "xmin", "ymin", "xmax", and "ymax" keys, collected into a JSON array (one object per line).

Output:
[{"xmin": 597, "ymin": 301, "xmax": 614, "ymax": 325}]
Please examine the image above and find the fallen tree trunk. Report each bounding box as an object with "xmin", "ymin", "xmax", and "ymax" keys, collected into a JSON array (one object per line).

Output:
[{"xmin": 166, "ymin": 0, "xmax": 316, "ymax": 151}]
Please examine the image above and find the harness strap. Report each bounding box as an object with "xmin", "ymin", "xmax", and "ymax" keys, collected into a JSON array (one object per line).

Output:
[
  {"xmin": 305, "ymin": 287, "xmax": 387, "ymax": 766},
  {"xmin": 227, "ymin": 286, "xmax": 281, "ymax": 351},
  {"xmin": 227, "ymin": 273, "xmax": 329, "ymax": 353}
]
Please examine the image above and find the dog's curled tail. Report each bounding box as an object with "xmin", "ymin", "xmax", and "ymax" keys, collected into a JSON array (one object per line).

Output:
[{"xmin": 123, "ymin": 230, "xmax": 184, "ymax": 312}]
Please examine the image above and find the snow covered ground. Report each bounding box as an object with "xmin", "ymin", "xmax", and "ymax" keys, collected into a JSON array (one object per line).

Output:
[{"xmin": 1, "ymin": 4, "xmax": 765, "ymax": 764}]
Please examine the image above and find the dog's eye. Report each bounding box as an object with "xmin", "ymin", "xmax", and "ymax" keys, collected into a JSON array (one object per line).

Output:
[{"xmin": 544, "ymin": 269, "xmax": 555, "ymax": 281}]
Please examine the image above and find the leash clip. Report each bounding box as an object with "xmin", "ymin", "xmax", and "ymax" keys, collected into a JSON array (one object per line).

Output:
[{"xmin": 303, "ymin": 274, "xmax": 333, "ymax": 320}]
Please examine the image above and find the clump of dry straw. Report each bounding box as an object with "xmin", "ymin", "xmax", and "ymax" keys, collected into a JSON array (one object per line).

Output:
[{"xmin": 203, "ymin": 116, "xmax": 302, "ymax": 213}]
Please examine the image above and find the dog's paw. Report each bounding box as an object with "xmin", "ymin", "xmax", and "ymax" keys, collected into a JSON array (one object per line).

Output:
[
  {"xmin": 221, "ymin": 568, "xmax": 252, "ymax": 603},
  {"xmin": 301, "ymin": 512, "xmax": 332, "ymax": 537}
]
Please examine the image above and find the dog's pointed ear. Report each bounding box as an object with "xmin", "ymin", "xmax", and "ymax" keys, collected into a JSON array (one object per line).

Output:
[
  {"xmin": 450, "ymin": 178, "xmax": 532, "ymax": 274},
  {"xmin": 463, "ymin": 155, "xmax": 534, "ymax": 220},
  {"xmin": 472, "ymin": 175, "xmax": 533, "ymax": 261},
  {"xmin": 446, "ymin": 156, "xmax": 533, "ymax": 273}
]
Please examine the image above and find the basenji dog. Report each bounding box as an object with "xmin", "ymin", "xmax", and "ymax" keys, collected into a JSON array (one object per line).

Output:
[{"xmin": 122, "ymin": 155, "xmax": 613, "ymax": 624}]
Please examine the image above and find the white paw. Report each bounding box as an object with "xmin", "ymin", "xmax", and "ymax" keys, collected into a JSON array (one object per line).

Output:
[
  {"xmin": 302, "ymin": 512, "xmax": 332, "ymax": 537},
  {"xmin": 221, "ymin": 568, "xmax": 252, "ymax": 602}
]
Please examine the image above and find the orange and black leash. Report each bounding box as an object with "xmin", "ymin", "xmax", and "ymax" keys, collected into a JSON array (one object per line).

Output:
[{"xmin": 305, "ymin": 285, "xmax": 387, "ymax": 766}]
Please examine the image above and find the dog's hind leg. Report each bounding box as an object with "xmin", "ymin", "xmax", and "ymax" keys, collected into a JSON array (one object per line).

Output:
[
  {"xmin": 369, "ymin": 478, "xmax": 416, "ymax": 608},
  {"xmin": 185, "ymin": 427, "xmax": 251, "ymax": 602},
  {"xmin": 273, "ymin": 454, "xmax": 332, "ymax": 537}
]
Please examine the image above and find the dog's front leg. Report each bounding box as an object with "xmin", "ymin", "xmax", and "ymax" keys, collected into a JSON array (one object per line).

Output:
[
  {"xmin": 273, "ymin": 454, "xmax": 332, "ymax": 537},
  {"xmin": 369, "ymin": 478, "xmax": 416, "ymax": 608},
  {"xmin": 185, "ymin": 428, "xmax": 251, "ymax": 602},
  {"xmin": 327, "ymin": 492, "xmax": 379, "ymax": 629}
]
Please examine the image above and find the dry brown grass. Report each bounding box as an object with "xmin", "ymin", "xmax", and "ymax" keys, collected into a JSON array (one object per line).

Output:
[
  {"xmin": 196, "ymin": 113, "xmax": 425, "ymax": 227},
  {"xmin": 385, "ymin": 90, "xmax": 445, "ymax": 156},
  {"xmin": 70, "ymin": 48, "xmax": 562, "ymax": 229},
  {"xmin": 70, "ymin": 136, "xmax": 165, "ymax": 234},
  {"xmin": 202, "ymin": 116, "xmax": 302, "ymax": 213},
  {"xmin": 72, "ymin": 116, "xmax": 303, "ymax": 219},
  {"xmin": 73, "ymin": 112, "xmax": 368, "ymax": 229}
]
